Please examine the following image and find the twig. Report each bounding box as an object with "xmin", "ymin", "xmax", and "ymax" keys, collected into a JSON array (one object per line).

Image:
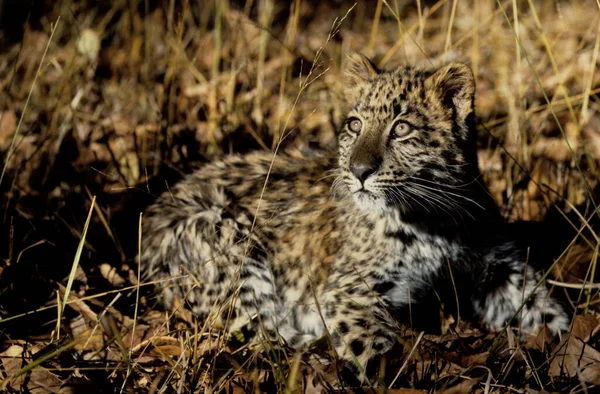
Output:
[{"xmin": 388, "ymin": 331, "xmax": 424, "ymax": 389}]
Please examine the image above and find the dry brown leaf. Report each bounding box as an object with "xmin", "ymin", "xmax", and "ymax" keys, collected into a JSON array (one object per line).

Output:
[
  {"xmin": 444, "ymin": 351, "xmax": 489, "ymax": 368},
  {"xmin": 436, "ymin": 378, "xmax": 480, "ymax": 394},
  {"xmin": 120, "ymin": 322, "xmax": 152, "ymax": 348},
  {"xmin": 0, "ymin": 110, "xmax": 17, "ymax": 149},
  {"xmin": 550, "ymin": 336, "xmax": 600, "ymax": 384},
  {"xmin": 131, "ymin": 335, "xmax": 179, "ymax": 353},
  {"xmin": 143, "ymin": 309, "xmax": 170, "ymax": 328},
  {"xmin": 132, "ymin": 335, "xmax": 189, "ymax": 360},
  {"xmin": 414, "ymin": 358, "xmax": 466, "ymax": 382},
  {"xmin": 70, "ymin": 266, "xmax": 88, "ymax": 285},
  {"xmin": 525, "ymin": 325, "xmax": 553, "ymax": 352},
  {"xmin": 57, "ymin": 284, "xmax": 97, "ymax": 323},
  {"xmin": 172, "ymin": 296, "xmax": 194, "ymax": 324},
  {"xmin": 73, "ymin": 327, "xmax": 104, "ymax": 353},
  {"xmin": 1, "ymin": 344, "xmax": 24, "ymax": 370},
  {"xmin": 1, "ymin": 344, "xmax": 63, "ymax": 394},
  {"xmin": 571, "ymin": 314, "xmax": 600, "ymax": 341},
  {"xmin": 70, "ymin": 315, "xmax": 89, "ymax": 338}
]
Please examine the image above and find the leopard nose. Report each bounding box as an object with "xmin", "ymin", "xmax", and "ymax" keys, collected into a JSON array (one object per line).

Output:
[{"xmin": 350, "ymin": 161, "xmax": 380, "ymax": 183}]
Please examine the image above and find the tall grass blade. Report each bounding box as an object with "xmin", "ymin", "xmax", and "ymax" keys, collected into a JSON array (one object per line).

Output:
[
  {"xmin": 0, "ymin": 18, "xmax": 60, "ymax": 188},
  {"xmin": 60, "ymin": 196, "xmax": 96, "ymax": 324}
]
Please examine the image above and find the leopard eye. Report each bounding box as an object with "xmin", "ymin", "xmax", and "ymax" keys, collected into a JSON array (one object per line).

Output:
[
  {"xmin": 391, "ymin": 121, "xmax": 414, "ymax": 139},
  {"xmin": 347, "ymin": 118, "xmax": 363, "ymax": 134}
]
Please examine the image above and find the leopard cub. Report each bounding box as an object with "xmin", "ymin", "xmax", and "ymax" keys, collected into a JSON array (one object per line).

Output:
[{"xmin": 141, "ymin": 53, "xmax": 568, "ymax": 376}]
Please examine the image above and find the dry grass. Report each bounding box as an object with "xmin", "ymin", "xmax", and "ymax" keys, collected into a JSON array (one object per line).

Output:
[{"xmin": 1, "ymin": 0, "xmax": 600, "ymax": 392}]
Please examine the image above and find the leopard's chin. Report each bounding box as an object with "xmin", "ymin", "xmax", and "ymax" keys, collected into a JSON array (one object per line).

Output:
[{"xmin": 352, "ymin": 190, "xmax": 389, "ymax": 214}]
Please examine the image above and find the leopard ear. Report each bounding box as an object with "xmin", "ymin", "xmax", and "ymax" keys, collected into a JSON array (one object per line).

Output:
[
  {"xmin": 427, "ymin": 63, "xmax": 475, "ymax": 124},
  {"xmin": 343, "ymin": 53, "xmax": 379, "ymax": 103}
]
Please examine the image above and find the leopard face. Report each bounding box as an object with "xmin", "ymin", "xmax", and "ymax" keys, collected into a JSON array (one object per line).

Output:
[{"xmin": 337, "ymin": 54, "xmax": 480, "ymax": 217}]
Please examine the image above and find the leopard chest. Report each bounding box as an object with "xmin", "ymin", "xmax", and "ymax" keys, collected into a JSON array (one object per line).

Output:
[
  {"xmin": 337, "ymin": 221, "xmax": 465, "ymax": 306},
  {"xmin": 379, "ymin": 230, "xmax": 465, "ymax": 307}
]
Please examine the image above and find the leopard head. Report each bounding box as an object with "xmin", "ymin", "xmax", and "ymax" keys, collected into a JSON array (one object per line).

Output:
[{"xmin": 337, "ymin": 53, "xmax": 486, "ymax": 221}]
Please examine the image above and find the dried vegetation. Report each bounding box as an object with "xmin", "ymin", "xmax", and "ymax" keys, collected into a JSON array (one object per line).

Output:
[{"xmin": 1, "ymin": 0, "xmax": 600, "ymax": 392}]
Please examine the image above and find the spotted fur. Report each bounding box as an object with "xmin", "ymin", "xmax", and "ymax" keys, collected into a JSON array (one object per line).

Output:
[{"xmin": 141, "ymin": 53, "xmax": 568, "ymax": 378}]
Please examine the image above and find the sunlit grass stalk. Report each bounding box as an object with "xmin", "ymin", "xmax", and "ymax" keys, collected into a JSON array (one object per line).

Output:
[
  {"xmin": 470, "ymin": 0, "xmax": 479, "ymax": 81},
  {"xmin": 381, "ymin": 1, "xmax": 431, "ymax": 64},
  {"xmin": 389, "ymin": 331, "xmax": 424, "ymax": 388},
  {"xmin": 272, "ymin": 0, "xmax": 300, "ymax": 150},
  {"xmin": 54, "ymin": 290, "xmax": 61, "ymax": 340},
  {"xmin": 580, "ymin": 22, "xmax": 600, "ymax": 178},
  {"xmin": 208, "ymin": 0, "xmax": 223, "ymax": 152},
  {"xmin": 0, "ymin": 17, "xmax": 60, "ymax": 188},
  {"xmin": 482, "ymin": 87, "xmax": 600, "ymax": 130},
  {"xmin": 525, "ymin": 0, "xmax": 581, "ymax": 131},
  {"xmin": 584, "ymin": 246, "xmax": 599, "ymax": 314},
  {"xmin": 511, "ymin": 0, "xmax": 521, "ymax": 93},
  {"xmin": 0, "ymin": 276, "xmax": 177, "ymax": 325},
  {"xmin": 283, "ymin": 352, "xmax": 302, "ymax": 394},
  {"xmin": 581, "ymin": 22, "xmax": 600, "ymax": 126},
  {"xmin": 416, "ymin": 0, "xmax": 424, "ymax": 37},
  {"xmin": 443, "ymin": 0, "xmax": 458, "ymax": 61},
  {"xmin": 59, "ymin": 196, "xmax": 96, "ymax": 331},
  {"xmin": 497, "ymin": 0, "xmax": 599, "ymax": 215},
  {"xmin": 254, "ymin": 0, "xmax": 274, "ymax": 128},
  {"xmin": 511, "ymin": 0, "xmax": 527, "ymax": 165},
  {"xmin": 379, "ymin": 0, "xmax": 447, "ymax": 67},
  {"xmin": 367, "ymin": 0, "xmax": 383, "ymax": 56},
  {"xmin": 120, "ymin": 213, "xmax": 143, "ymax": 392}
]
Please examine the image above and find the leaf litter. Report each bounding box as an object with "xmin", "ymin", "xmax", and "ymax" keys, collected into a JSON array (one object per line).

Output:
[{"xmin": 1, "ymin": 0, "xmax": 600, "ymax": 392}]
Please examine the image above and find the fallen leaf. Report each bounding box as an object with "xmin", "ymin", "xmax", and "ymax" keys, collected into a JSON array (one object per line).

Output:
[
  {"xmin": 444, "ymin": 351, "xmax": 489, "ymax": 368},
  {"xmin": 571, "ymin": 314, "xmax": 600, "ymax": 342},
  {"xmin": 58, "ymin": 284, "xmax": 97, "ymax": 323},
  {"xmin": 550, "ymin": 336, "xmax": 600, "ymax": 384},
  {"xmin": 0, "ymin": 110, "xmax": 17, "ymax": 149},
  {"xmin": 1, "ymin": 344, "xmax": 63, "ymax": 394},
  {"xmin": 73, "ymin": 327, "xmax": 105, "ymax": 353},
  {"xmin": 525, "ymin": 325, "xmax": 553, "ymax": 352},
  {"xmin": 436, "ymin": 378, "xmax": 480, "ymax": 394}
]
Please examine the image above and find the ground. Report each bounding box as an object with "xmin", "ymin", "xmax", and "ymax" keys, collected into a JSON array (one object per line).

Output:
[{"xmin": 1, "ymin": 0, "xmax": 600, "ymax": 392}]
